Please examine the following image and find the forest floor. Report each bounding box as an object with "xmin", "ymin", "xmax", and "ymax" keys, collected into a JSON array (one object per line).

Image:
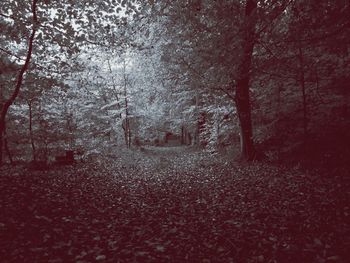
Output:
[{"xmin": 0, "ymin": 146, "xmax": 349, "ymax": 263}]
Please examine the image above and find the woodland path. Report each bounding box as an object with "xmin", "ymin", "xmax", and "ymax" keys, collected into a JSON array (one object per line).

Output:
[{"xmin": 0, "ymin": 146, "xmax": 349, "ymax": 262}]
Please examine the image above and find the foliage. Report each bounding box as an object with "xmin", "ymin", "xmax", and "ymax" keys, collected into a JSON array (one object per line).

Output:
[{"xmin": 1, "ymin": 2, "xmax": 350, "ymax": 262}]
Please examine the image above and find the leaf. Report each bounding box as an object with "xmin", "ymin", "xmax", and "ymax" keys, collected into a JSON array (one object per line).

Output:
[
  {"xmin": 96, "ymin": 255, "xmax": 106, "ymax": 261},
  {"xmin": 313, "ymin": 238, "xmax": 322, "ymax": 246},
  {"xmin": 327, "ymin": 256, "xmax": 340, "ymax": 261},
  {"xmin": 155, "ymin": 245, "xmax": 165, "ymax": 252}
]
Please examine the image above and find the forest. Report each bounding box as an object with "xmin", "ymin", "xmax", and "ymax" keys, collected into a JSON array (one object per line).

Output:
[{"xmin": 1, "ymin": 0, "xmax": 349, "ymax": 262}]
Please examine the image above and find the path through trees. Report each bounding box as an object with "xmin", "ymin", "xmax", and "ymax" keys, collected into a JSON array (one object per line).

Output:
[{"xmin": 1, "ymin": 147, "xmax": 349, "ymax": 262}]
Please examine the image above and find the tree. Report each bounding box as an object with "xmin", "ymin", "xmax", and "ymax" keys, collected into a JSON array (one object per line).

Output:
[
  {"xmin": 0, "ymin": 0, "xmax": 38, "ymax": 165},
  {"xmin": 232, "ymin": 0, "xmax": 349, "ymax": 164},
  {"xmin": 0, "ymin": 0, "xmax": 140, "ymax": 163},
  {"xmin": 233, "ymin": 0, "xmax": 258, "ymax": 160}
]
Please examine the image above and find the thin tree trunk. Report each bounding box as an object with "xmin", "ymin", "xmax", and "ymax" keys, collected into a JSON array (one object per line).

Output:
[
  {"xmin": 216, "ymin": 116, "xmax": 220, "ymax": 147},
  {"xmin": 4, "ymin": 127, "xmax": 13, "ymax": 164},
  {"xmin": 43, "ymin": 141, "xmax": 49, "ymax": 163},
  {"xmin": 123, "ymin": 59, "xmax": 130, "ymax": 148},
  {"xmin": 0, "ymin": 131, "xmax": 3, "ymax": 165},
  {"xmin": 0, "ymin": 0, "xmax": 38, "ymax": 166},
  {"xmin": 235, "ymin": 79, "xmax": 255, "ymax": 160},
  {"xmin": 107, "ymin": 58, "xmax": 122, "ymax": 143},
  {"xmin": 234, "ymin": 0, "xmax": 257, "ymax": 161},
  {"xmin": 128, "ymin": 124, "xmax": 131, "ymax": 148},
  {"xmin": 0, "ymin": 86, "xmax": 3, "ymax": 165},
  {"xmin": 276, "ymin": 83, "xmax": 282, "ymax": 162},
  {"xmin": 298, "ymin": 44, "xmax": 308, "ymax": 140},
  {"xmin": 28, "ymin": 100, "xmax": 36, "ymax": 161},
  {"xmin": 194, "ymin": 91, "xmax": 199, "ymax": 145},
  {"xmin": 0, "ymin": 122, "xmax": 13, "ymax": 164},
  {"xmin": 181, "ymin": 125, "xmax": 184, "ymax": 144}
]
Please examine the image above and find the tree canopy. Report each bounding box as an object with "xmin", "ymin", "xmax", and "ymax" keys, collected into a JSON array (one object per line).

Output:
[{"xmin": 0, "ymin": 0, "xmax": 349, "ymax": 164}]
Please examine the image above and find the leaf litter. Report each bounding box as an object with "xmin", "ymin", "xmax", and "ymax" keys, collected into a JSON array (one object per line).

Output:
[{"xmin": 0, "ymin": 146, "xmax": 349, "ymax": 262}]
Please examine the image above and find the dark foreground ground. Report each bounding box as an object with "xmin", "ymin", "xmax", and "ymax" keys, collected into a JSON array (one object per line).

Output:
[{"xmin": 0, "ymin": 147, "xmax": 349, "ymax": 263}]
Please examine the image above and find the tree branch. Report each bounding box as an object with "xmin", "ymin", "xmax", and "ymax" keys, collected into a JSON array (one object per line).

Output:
[{"xmin": 0, "ymin": 0, "xmax": 38, "ymax": 133}]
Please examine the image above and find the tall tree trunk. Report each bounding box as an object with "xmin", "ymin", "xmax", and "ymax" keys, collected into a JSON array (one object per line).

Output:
[
  {"xmin": 181, "ymin": 125, "xmax": 184, "ymax": 144},
  {"xmin": 123, "ymin": 59, "xmax": 130, "ymax": 148},
  {"xmin": 4, "ymin": 127, "xmax": 13, "ymax": 164},
  {"xmin": 128, "ymin": 123, "xmax": 131, "ymax": 148},
  {"xmin": 0, "ymin": 120, "xmax": 5, "ymax": 165},
  {"xmin": 28, "ymin": 100, "xmax": 36, "ymax": 161},
  {"xmin": 276, "ymin": 83, "xmax": 282, "ymax": 162},
  {"xmin": 234, "ymin": 0, "xmax": 258, "ymax": 161},
  {"xmin": 0, "ymin": 0, "xmax": 38, "ymax": 166},
  {"xmin": 194, "ymin": 90, "xmax": 200, "ymax": 145},
  {"xmin": 0, "ymin": 86, "xmax": 3, "ymax": 165},
  {"xmin": 0, "ymin": 122, "xmax": 12, "ymax": 164},
  {"xmin": 107, "ymin": 58, "xmax": 122, "ymax": 143},
  {"xmin": 298, "ymin": 44, "xmax": 308, "ymax": 140},
  {"xmin": 0, "ymin": 131, "xmax": 3, "ymax": 165}
]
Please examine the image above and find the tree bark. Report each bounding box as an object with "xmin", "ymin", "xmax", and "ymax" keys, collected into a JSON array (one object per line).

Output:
[
  {"xmin": 181, "ymin": 125, "xmax": 184, "ymax": 144},
  {"xmin": 4, "ymin": 127, "xmax": 13, "ymax": 164},
  {"xmin": 28, "ymin": 100, "xmax": 37, "ymax": 161},
  {"xmin": 194, "ymin": 90, "xmax": 200, "ymax": 145},
  {"xmin": 298, "ymin": 44, "xmax": 308, "ymax": 140},
  {"xmin": 122, "ymin": 59, "xmax": 131, "ymax": 148},
  {"xmin": 0, "ymin": 0, "xmax": 38, "ymax": 166},
  {"xmin": 0, "ymin": 86, "xmax": 3, "ymax": 165},
  {"xmin": 107, "ymin": 58, "xmax": 122, "ymax": 143},
  {"xmin": 0, "ymin": 133, "xmax": 2, "ymax": 165},
  {"xmin": 0, "ymin": 122, "xmax": 12, "ymax": 164},
  {"xmin": 234, "ymin": 0, "xmax": 257, "ymax": 161}
]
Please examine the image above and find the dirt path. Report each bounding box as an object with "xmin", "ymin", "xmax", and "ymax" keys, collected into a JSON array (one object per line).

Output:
[
  {"xmin": 0, "ymin": 147, "xmax": 349, "ymax": 262},
  {"xmin": 114, "ymin": 146, "xmax": 228, "ymax": 172}
]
